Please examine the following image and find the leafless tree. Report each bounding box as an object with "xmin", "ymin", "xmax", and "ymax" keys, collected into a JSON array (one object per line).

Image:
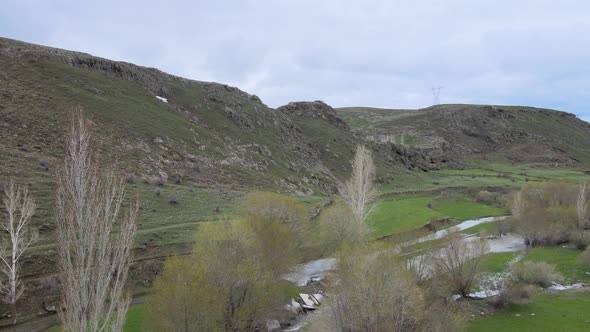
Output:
[
  {"xmin": 512, "ymin": 191, "xmax": 524, "ymax": 221},
  {"xmin": 339, "ymin": 145, "xmax": 378, "ymax": 225},
  {"xmin": 402, "ymin": 249, "xmax": 434, "ymax": 286},
  {"xmin": 577, "ymin": 182, "xmax": 588, "ymax": 229},
  {"xmin": 330, "ymin": 247, "xmax": 424, "ymax": 332},
  {"xmin": 434, "ymin": 233, "xmax": 489, "ymax": 298},
  {"xmin": 55, "ymin": 109, "xmax": 138, "ymax": 332},
  {"xmin": 0, "ymin": 180, "xmax": 37, "ymax": 324}
]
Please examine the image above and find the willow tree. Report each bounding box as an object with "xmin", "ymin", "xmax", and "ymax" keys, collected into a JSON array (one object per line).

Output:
[
  {"xmin": 0, "ymin": 180, "xmax": 37, "ymax": 324},
  {"xmin": 55, "ymin": 109, "xmax": 138, "ymax": 332},
  {"xmin": 146, "ymin": 220, "xmax": 280, "ymax": 332},
  {"xmin": 319, "ymin": 204, "xmax": 365, "ymax": 252},
  {"xmin": 330, "ymin": 246, "xmax": 425, "ymax": 331}
]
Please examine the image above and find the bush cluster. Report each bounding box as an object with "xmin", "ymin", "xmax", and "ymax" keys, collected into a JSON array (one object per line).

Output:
[{"xmin": 511, "ymin": 261, "xmax": 562, "ymax": 288}]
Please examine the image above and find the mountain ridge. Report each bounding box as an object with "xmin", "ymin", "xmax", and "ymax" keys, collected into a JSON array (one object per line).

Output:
[
  {"xmin": 1, "ymin": 37, "xmax": 442, "ymax": 197},
  {"xmin": 337, "ymin": 104, "xmax": 590, "ymax": 166}
]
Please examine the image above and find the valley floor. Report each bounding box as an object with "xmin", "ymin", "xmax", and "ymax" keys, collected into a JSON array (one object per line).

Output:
[{"xmin": 3, "ymin": 162, "xmax": 590, "ymax": 331}]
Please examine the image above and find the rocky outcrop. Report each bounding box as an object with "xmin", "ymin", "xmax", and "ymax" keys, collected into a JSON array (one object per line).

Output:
[
  {"xmin": 378, "ymin": 143, "xmax": 451, "ymax": 171},
  {"xmin": 278, "ymin": 101, "xmax": 349, "ymax": 130}
]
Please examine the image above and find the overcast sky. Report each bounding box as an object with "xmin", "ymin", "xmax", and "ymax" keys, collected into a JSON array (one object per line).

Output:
[{"xmin": 2, "ymin": 0, "xmax": 590, "ymax": 118}]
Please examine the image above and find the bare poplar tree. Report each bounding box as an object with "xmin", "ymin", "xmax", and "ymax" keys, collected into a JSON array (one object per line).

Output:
[
  {"xmin": 0, "ymin": 180, "xmax": 37, "ymax": 324},
  {"xmin": 577, "ymin": 182, "xmax": 588, "ymax": 229},
  {"xmin": 340, "ymin": 145, "xmax": 378, "ymax": 225},
  {"xmin": 512, "ymin": 191, "xmax": 524, "ymax": 221},
  {"xmin": 55, "ymin": 109, "xmax": 138, "ymax": 332}
]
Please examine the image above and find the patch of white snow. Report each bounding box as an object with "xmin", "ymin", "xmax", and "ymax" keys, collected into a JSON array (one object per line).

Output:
[{"xmin": 547, "ymin": 282, "xmax": 585, "ymax": 291}]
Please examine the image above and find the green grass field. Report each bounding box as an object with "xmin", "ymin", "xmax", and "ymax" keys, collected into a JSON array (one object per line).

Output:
[
  {"xmin": 367, "ymin": 196, "xmax": 507, "ymax": 239},
  {"xmin": 468, "ymin": 289, "xmax": 590, "ymax": 332},
  {"xmin": 123, "ymin": 305, "xmax": 145, "ymax": 332},
  {"xmin": 382, "ymin": 163, "xmax": 590, "ymax": 194},
  {"xmin": 368, "ymin": 197, "xmax": 442, "ymax": 238},
  {"xmin": 482, "ymin": 252, "xmax": 518, "ymax": 274},
  {"xmin": 521, "ymin": 247, "xmax": 590, "ymax": 283},
  {"xmin": 470, "ymin": 247, "xmax": 590, "ymax": 331}
]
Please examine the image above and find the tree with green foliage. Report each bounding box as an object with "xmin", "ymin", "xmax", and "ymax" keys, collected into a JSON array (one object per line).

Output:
[
  {"xmin": 194, "ymin": 220, "xmax": 290, "ymax": 331},
  {"xmin": 241, "ymin": 191, "xmax": 307, "ymax": 275},
  {"xmin": 144, "ymin": 257, "xmax": 221, "ymax": 332},
  {"xmin": 319, "ymin": 204, "xmax": 365, "ymax": 252},
  {"xmin": 146, "ymin": 219, "xmax": 286, "ymax": 332},
  {"xmin": 146, "ymin": 192, "xmax": 308, "ymax": 331}
]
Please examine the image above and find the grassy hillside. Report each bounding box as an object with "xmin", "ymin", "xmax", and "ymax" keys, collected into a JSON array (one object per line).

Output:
[
  {"xmin": 4, "ymin": 37, "xmax": 590, "ymax": 327},
  {"xmin": 337, "ymin": 104, "xmax": 590, "ymax": 165},
  {"xmin": 0, "ymin": 38, "xmax": 427, "ymax": 275}
]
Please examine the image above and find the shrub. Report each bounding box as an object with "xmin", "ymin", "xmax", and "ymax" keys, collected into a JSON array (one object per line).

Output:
[
  {"xmin": 331, "ymin": 246, "xmax": 426, "ymax": 332},
  {"xmin": 495, "ymin": 219, "xmax": 512, "ymax": 235},
  {"xmin": 489, "ymin": 281, "xmax": 535, "ymax": 308},
  {"xmin": 125, "ymin": 173, "xmax": 136, "ymax": 184},
  {"xmin": 168, "ymin": 196, "xmax": 178, "ymax": 204},
  {"xmin": 155, "ymin": 173, "xmax": 168, "ymax": 186},
  {"xmin": 578, "ymin": 247, "xmax": 590, "ymax": 267},
  {"xmin": 569, "ymin": 231, "xmax": 590, "ymax": 250},
  {"xmin": 511, "ymin": 261, "xmax": 562, "ymax": 288},
  {"xmin": 240, "ymin": 191, "xmax": 308, "ymax": 228},
  {"xmin": 513, "ymin": 182, "xmax": 578, "ymax": 246},
  {"xmin": 155, "ymin": 189, "xmax": 161, "ymax": 196},
  {"xmin": 476, "ymin": 190, "xmax": 496, "ymax": 204}
]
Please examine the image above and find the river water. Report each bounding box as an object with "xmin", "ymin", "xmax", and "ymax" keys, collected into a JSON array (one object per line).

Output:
[
  {"xmin": 280, "ymin": 215, "xmax": 530, "ymax": 330},
  {"xmin": 283, "ymin": 215, "xmax": 520, "ymax": 286}
]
